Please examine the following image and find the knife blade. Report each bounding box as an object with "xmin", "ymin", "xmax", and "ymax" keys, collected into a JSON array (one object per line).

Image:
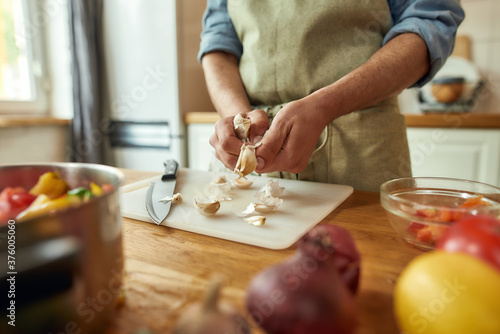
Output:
[{"xmin": 145, "ymin": 159, "xmax": 179, "ymax": 225}]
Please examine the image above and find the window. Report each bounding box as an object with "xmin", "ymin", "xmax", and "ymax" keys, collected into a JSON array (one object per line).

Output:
[{"xmin": 0, "ymin": 0, "xmax": 48, "ymax": 114}]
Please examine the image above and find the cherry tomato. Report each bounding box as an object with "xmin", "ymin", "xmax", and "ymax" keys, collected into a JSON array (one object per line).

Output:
[
  {"xmin": 0, "ymin": 187, "xmax": 37, "ymax": 224},
  {"xmin": 436, "ymin": 215, "xmax": 500, "ymax": 272}
]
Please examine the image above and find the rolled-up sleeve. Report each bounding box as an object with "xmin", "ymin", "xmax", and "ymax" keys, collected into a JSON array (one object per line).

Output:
[
  {"xmin": 385, "ymin": 0, "xmax": 465, "ymax": 87},
  {"xmin": 198, "ymin": 0, "xmax": 243, "ymax": 63}
]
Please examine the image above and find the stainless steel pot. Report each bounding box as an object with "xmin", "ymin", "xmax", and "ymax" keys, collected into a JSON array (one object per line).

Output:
[{"xmin": 0, "ymin": 163, "xmax": 125, "ymax": 334}]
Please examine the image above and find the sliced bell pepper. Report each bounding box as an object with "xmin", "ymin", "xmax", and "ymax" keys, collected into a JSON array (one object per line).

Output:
[
  {"xmin": 16, "ymin": 194, "xmax": 81, "ymax": 222},
  {"xmin": 29, "ymin": 171, "xmax": 69, "ymax": 199},
  {"xmin": 90, "ymin": 182, "xmax": 103, "ymax": 196}
]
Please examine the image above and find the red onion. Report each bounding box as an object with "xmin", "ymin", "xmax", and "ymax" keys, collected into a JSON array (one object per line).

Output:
[
  {"xmin": 298, "ymin": 223, "xmax": 361, "ymax": 294},
  {"xmin": 245, "ymin": 224, "xmax": 360, "ymax": 334}
]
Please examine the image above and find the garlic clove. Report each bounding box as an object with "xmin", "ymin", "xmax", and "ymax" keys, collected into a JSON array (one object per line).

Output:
[
  {"xmin": 234, "ymin": 176, "xmax": 253, "ymax": 189},
  {"xmin": 234, "ymin": 144, "xmax": 257, "ymax": 178},
  {"xmin": 233, "ymin": 114, "xmax": 251, "ymax": 141},
  {"xmin": 244, "ymin": 216, "xmax": 266, "ymax": 226},
  {"xmin": 159, "ymin": 193, "xmax": 183, "ymax": 204},
  {"xmin": 194, "ymin": 197, "xmax": 220, "ymax": 216}
]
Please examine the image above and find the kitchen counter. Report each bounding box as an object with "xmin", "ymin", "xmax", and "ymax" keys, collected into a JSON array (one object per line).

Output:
[
  {"xmin": 107, "ymin": 169, "xmax": 423, "ymax": 334},
  {"xmin": 184, "ymin": 111, "xmax": 500, "ymax": 128},
  {"xmin": 0, "ymin": 116, "xmax": 70, "ymax": 128}
]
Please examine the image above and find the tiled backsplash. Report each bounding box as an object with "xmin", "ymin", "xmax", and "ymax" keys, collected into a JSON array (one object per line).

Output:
[{"xmin": 399, "ymin": 0, "xmax": 500, "ymax": 114}]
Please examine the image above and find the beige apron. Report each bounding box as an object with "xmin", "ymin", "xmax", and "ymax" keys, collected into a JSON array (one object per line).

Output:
[{"xmin": 227, "ymin": 0, "xmax": 412, "ymax": 191}]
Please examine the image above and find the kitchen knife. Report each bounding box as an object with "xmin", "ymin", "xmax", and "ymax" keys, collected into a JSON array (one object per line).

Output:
[{"xmin": 145, "ymin": 159, "xmax": 179, "ymax": 225}]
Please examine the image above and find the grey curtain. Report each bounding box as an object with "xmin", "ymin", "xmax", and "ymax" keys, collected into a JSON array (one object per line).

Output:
[{"xmin": 68, "ymin": 0, "xmax": 105, "ymax": 163}]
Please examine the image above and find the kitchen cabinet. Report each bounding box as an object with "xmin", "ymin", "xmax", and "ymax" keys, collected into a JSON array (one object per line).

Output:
[{"xmin": 406, "ymin": 128, "xmax": 500, "ymax": 187}]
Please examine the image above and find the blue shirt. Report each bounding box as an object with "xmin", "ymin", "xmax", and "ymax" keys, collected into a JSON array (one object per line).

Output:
[{"xmin": 198, "ymin": 0, "xmax": 465, "ymax": 87}]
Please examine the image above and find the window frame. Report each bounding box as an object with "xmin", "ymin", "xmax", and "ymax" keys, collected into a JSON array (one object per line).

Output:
[{"xmin": 0, "ymin": 0, "xmax": 50, "ymax": 115}]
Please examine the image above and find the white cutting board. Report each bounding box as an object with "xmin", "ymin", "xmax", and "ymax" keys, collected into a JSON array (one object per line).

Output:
[{"xmin": 120, "ymin": 169, "xmax": 353, "ymax": 250}]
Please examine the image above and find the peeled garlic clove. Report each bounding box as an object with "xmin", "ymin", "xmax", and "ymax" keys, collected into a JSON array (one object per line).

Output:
[
  {"xmin": 194, "ymin": 197, "xmax": 220, "ymax": 216},
  {"xmin": 159, "ymin": 193, "xmax": 183, "ymax": 204},
  {"xmin": 244, "ymin": 216, "xmax": 266, "ymax": 226},
  {"xmin": 234, "ymin": 145, "xmax": 257, "ymax": 178},
  {"xmin": 233, "ymin": 114, "xmax": 251, "ymax": 141},
  {"xmin": 234, "ymin": 177, "xmax": 253, "ymax": 189}
]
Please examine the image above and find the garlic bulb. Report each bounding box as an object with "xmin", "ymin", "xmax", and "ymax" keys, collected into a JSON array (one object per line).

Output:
[
  {"xmin": 244, "ymin": 216, "xmax": 266, "ymax": 226},
  {"xmin": 233, "ymin": 114, "xmax": 251, "ymax": 141},
  {"xmin": 159, "ymin": 193, "xmax": 183, "ymax": 204},
  {"xmin": 194, "ymin": 197, "xmax": 220, "ymax": 216},
  {"xmin": 234, "ymin": 144, "xmax": 257, "ymax": 178},
  {"xmin": 172, "ymin": 277, "xmax": 251, "ymax": 334}
]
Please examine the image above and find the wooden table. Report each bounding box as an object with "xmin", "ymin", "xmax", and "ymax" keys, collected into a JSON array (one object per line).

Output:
[{"xmin": 107, "ymin": 170, "xmax": 424, "ymax": 334}]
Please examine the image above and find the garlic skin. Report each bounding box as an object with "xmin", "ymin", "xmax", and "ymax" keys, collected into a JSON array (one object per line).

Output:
[
  {"xmin": 238, "ymin": 202, "xmax": 276, "ymax": 217},
  {"xmin": 234, "ymin": 177, "xmax": 253, "ymax": 189},
  {"xmin": 254, "ymin": 203, "xmax": 275, "ymax": 213},
  {"xmin": 256, "ymin": 180, "xmax": 284, "ymax": 209},
  {"xmin": 208, "ymin": 175, "xmax": 233, "ymax": 201},
  {"xmin": 194, "ymin": 197, "xmax": 221, "ymax": 216},
  {"xmin": 260, "ymin": 180, "xmax": 285, "ymax": 197},
  {"xmin": 238, "ymin": 203, "xmax": 257, "ymax": 217},
  {"xmin": 245, "ymin": 216, "xmax": 266, "ymax": 226},
  {"xmin": 159, "ymin": 193, "xmax": 183, "ymax": 204},
  {"xmin": 257, "ymin": 192, "xmax": 283, "ymax": 209},
  {"xmin": 234, "ymin": 144, "xmax": 257, "ymax": 178},
  {"xmin": 233, "ymin": 114, "xmax": 251, "ymax": 141}
]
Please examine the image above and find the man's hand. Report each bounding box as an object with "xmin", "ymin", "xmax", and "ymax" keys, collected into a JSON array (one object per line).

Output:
[
  {"xmin": 209, "ymin": 109, "xmax": 269, "ymax": 170},
  {"xmin": 255, "ymin": 99, "xmax": 329, "ymax": 174}
]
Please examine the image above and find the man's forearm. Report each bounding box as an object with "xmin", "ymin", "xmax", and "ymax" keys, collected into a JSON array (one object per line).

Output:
[
  {"xmin": 309, "ymin": 33, "xmax": 430, "ymax": 126},
  {"xmin": 201, "ymin": 52, "xmax": 251, "ymax": 118}
]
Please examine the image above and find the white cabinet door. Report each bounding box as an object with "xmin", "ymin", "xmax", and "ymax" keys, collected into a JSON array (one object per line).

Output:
[
  {"xmin": 187, "ymin": 123, "xmax": 215, "ymax": 171},
  {"xmin": 407, "ymin": 128, "xmax": 500, "ymax": 187}
]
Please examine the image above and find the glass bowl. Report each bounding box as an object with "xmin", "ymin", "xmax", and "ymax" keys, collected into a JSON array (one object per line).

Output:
[{"xmin": 380, "ymin": 177, "xmax": 500, "ymax": 251}]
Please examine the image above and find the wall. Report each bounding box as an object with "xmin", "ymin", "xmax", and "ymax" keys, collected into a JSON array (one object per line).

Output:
[
  {"xmin": 399, "ymin": 0, "xmax": 500, "ymax": 114},
  {"xmin": 459, "ymin": 0, "xmax": 500, "ymax": 113},
  {"xmin": 178, "ymin": 0, "xmax": 214, "ymax": 113}
]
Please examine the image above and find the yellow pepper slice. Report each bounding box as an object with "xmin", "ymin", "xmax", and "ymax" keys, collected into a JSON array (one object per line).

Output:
[
  {"xmin": 29, "ymin": 172, "xmax": 69, "ymax": 199},
  {"xmin": 16, "ymin": 194, "xmax": 81, "ymax": 222},
  {"xmin": 90, "ymin": 182, "xmax": 103, "ymax": 196}
]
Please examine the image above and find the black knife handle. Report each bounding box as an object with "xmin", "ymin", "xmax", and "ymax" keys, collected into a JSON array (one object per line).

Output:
[{"xmin": 162, "ymin": 159, "xmax": 179, "ymax": 181}]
